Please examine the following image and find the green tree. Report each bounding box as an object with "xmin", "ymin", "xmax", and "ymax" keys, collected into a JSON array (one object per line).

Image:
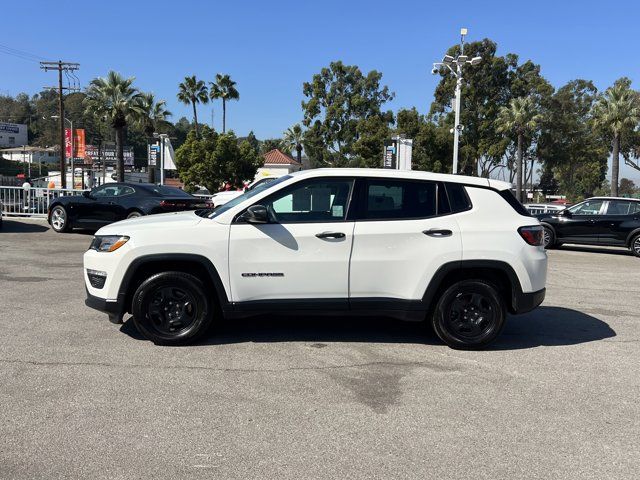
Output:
[
  {"xmin": 396, "ymin": 108, "xmax": 451, "ymax": 173},
  {"xmin": 538, "ymin": 80, "xmax": 608, "ymax": 200},
  {"xmin": 260, "ymin": 138, "xmax": 285, "ymax": 154},
  {"xmin": 430, "ymin": 40, "xmax": 552, "ymax": 176},
  {"xmin": 282, "ymin": 124, "xmax": 305, "ymax": 167},
  {"xmin": 84, "ymin": 71, "xmax": 143, "ymax": 181},
  {"xmin": 177, "ymin": 75, "xmax": 209, "ymax": 137},
  {"xmin": 301, "ymin": 61, "xmax": 394, "ymax": 167},
  {"xmin": 619, "ymin": 178, "xmax": 638, "ymax": 197},
  {"xmin": 592, "ymin": 78, "xmax": 640, "ymax": 196},
  {"xmin": 209, "ymin": 74, "xmax": 239, "ymax": 133},
  {"xmin": 496, "ymin": 97, "xmax": 542, "ymax": 201}
]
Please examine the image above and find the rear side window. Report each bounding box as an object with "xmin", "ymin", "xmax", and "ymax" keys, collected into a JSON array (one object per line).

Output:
[
  {"xmin": 444, "ymin": 183, "xmax": 472, "ymax": 213},
  {"xmin": 497, "ymin": 189, "xmax": 530, "ymax": 216},
  {"xmin": 363, "ymin": 179, "xmax": 438, "ymax": 220}
]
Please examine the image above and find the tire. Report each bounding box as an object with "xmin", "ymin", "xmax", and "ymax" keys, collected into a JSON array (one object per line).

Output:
[
  {"xmin": 49, "ymin": 205, "xmax": 69, "ymax": 233},
  {"xmin": 630, "ymin": 234, "xmax": 640, "ymax": 258},
  {"xmin": 131, "ymin": 272, "xmax": 213, "ymax": 345},
  {"xmin": 542, "ymin": 225, "xmax": 556, "ymax": 249},
  {"xmin": 431, "ymin": 280, "xmax": 506, "ymax": 350},
  {"xmin": 127, "ymin": 211, "xmax": 143, "ymax": 219}
]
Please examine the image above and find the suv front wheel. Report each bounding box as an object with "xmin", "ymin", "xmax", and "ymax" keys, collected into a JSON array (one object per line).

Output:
[
  {"xmin": 432, "ymin": 280, "xmax": 506, "ymax": 350},
  {"xmin": 132, "ymin": 271, "xmax": 213, "ymax": 345}
]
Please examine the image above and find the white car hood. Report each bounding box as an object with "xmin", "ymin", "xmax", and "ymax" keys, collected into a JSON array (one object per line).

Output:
[{"xmin": 96, "ymin": 211, "xmax": 203, "ymax": 235}]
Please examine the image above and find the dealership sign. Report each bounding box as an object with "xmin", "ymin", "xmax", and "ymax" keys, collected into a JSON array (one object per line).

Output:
[
  {"xmin": 85, "ymin": 144, "xmax": 135, "ymax": 166},
  {"xmin": 0, "ymin": 122, "xmax": 21, "ymax": 134}
]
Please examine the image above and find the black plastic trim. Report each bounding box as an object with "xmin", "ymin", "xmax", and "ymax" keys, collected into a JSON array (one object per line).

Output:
[
  {"xmin": 117, "ymin": 253, "xmax": 230, "ymax": 313},
  {"xmin": 85, "ymin": 288, "xmax": 124, "ymax": 324}
]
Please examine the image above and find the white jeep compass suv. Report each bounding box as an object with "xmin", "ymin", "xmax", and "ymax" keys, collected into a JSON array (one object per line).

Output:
[{"xmin": 84, "ymin": 169, "xmax": 547, "ymax": 349}]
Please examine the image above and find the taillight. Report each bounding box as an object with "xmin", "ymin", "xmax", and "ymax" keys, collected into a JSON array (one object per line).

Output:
[
  {"xmin": 518, "ymin": 225, "xmax": 544, "ymax": 246},
  {"xmin": 159, "ymin": 200, "xmax": 188, "ymax": 208}
]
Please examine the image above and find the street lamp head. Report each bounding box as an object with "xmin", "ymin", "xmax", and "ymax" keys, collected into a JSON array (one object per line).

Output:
[
  {"xmin": 457, "ymin": 55, "xmax": 468, "ymax": 64},
  {"xmin": 442, "ymin": 55, "xmax": 454, "ymax": 65},
  {"xmin": 431, "ymin": 66, "xmax": 439, "ymax": 75},
  {"xmin": 460, "ymin": 27, "xmax": 468, "ymax": 36},
  {"xmin": 470, "ymin": 56, "xmax": 482, "ymax": 65}
]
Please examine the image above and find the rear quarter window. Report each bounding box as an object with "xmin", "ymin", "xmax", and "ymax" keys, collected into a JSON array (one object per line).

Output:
[{"xmin": 497, "ymin": 189, "xmax": 531, "ymax": 216}]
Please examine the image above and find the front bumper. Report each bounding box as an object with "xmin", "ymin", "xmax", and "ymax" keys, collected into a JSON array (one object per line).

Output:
[
  {"xmin": 513, "ymin": 288, "xmax": 546, "ymax": 314},
  {"xmin": 85, "ymin": 288, "xmax": 125, "ymax": 324}
]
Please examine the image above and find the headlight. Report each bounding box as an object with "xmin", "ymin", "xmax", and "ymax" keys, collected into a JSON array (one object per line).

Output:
[{"xmin": 89, "ymin": 235, "xmax": 130, "ymax": 252}]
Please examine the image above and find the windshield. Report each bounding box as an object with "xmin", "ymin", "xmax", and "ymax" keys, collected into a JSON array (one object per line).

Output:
[{"xmin": 208, "ymin": 175, "xmax": 291, "ymax": 219}]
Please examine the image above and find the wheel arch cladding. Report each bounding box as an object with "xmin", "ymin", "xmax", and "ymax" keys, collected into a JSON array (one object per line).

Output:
[
  {"xmin": 119, "ymin": 254, "xmax": 229, "ymax": 316},
  {"xmin": 423, "ymin": 260, "xmax": 522, "ymax": 314}
]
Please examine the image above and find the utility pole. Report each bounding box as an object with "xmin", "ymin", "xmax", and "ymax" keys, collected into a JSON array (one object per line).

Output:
[{"xmin": 40, "ymin": 61, "xmax": 79, "ymax": 189}]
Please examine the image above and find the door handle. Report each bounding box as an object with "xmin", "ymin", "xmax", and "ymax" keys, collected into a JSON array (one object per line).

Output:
[
  {"xmin": 316, "ymin": 231, "xmax": 345, "ymax": 239},
  {"xmin": 423, "ymin": 228, "xmax": 453, "ymax": 237}
]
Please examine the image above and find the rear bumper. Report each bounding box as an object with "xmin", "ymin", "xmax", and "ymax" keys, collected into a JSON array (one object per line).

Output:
[
  {"xmin": 513, "ymin": 288, "xmax": 545, "ymax": 314},
  {"xmin": 85, "ymin": 288, "xmax": 125, "ymax": 324}
]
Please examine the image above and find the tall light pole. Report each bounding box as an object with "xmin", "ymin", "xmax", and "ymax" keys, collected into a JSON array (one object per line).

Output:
[
  {"xmin": 432, "ymin": 28, "xmax": 482, "ymax": 174},
  {"xmin": 51, "ymin": 115, "xmax": 73, "ymax": 189}
]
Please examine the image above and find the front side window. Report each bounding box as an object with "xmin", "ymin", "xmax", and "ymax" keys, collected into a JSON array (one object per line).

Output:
[
  {"xmin": 91, "ymin": 185, "xmax": 116, "ymax": 198},
  {"xmin": 569, "ymin": 200, "xmax": 604, "ymax": 216},
  {"xmin": 261, "ymin": 178, "xmax": 354, "ymax": 223},
  {"xmin": 364, "ymin": 179, "xmax": 437, "ymax": 220}
]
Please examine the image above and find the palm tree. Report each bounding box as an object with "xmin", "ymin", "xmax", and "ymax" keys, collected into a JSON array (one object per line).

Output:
[
  {"xmin": 496, "ymin": 97, "xmax": 542, "ymax": 202},
  {"xmin": 84, "ymin": 71, "xmax": 143, "ymax": 182},
  {"xmin": 592, "ymin": 79, "xmax": 640, "ymax": 197},
  {"xmin": 209, "ymin": 74, "xmax": 239, "ymax": 133},
  {"xmin": 137, "ymin": 92, "xmax": 172, "ymax": 182},
  {"xmin": 283, "ymin": 124, "xmax": 306, "ymax": 168},
  {"xmin": 177, "ymin": 75, "xmax": 208, "ymax": 137}
]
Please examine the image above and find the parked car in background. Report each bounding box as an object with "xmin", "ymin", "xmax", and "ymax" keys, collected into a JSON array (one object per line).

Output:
[
  {"xmin": 48, "ymin": 183, "xmax": 212, "ymax": 233},
  {"xmin": 525, "ymin": 203, "xmax": 566, "ymax": 215},
  {"xmin": 537, "ymin": 197, "xmax": 640, "ymax": 256},
  {"xmin": 211, "ymin": 175, "xmax": 280, "ymax": 208}
]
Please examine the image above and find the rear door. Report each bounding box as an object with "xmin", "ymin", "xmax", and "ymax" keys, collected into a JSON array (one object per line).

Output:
[
  {"xmin": 599, "ymin": 200, "xmax": 640, "ymax": 245},
  {"xmin": 349, "ymin": 178, "xmax": 462, "ymax": 303}
]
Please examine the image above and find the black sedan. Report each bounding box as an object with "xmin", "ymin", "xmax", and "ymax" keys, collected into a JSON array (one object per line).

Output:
[
  {"xmin": 537, "ymin": 197, "xmax": 640, "ymax": 256},
  {"xmin": 48, "ymin": 183, "xmax": 212, "ymax": 233}
]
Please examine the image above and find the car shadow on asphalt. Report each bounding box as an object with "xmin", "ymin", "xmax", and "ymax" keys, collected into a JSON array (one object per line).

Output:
[
  {"xmin": 556, "ymin": 244, "xmax": 633, "ymax": 256},
  {"xmin": 0, "ymin": 219, "xmax": 49, "ymax": 233},
  {"xmin": 119, "ymin": 305, "xmax": 616, "ymax": 350}
]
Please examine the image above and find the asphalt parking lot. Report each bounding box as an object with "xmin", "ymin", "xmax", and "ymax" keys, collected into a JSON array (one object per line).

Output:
[{"xmin": 1, "ymin": 218, "xmax": 639, "ymax": 479}]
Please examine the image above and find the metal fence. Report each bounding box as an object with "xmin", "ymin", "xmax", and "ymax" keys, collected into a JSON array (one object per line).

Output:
[{"xmin": 0, "ymin": 186, "xmax": 87, "ymax": 219}]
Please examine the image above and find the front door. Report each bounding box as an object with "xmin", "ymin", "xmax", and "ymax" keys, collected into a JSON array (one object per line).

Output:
[
  {"xmin": 555, "ymin": 199, "xmax": 605, "ymax": 244},
  {"xmin": 229, "ymin": 177, "xmax": 355, "ymax": 305}
]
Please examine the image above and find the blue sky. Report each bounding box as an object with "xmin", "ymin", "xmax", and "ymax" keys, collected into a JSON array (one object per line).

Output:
[{"xmin": 2, "ymin": 0, "xmax": 639, "ymax": 179}]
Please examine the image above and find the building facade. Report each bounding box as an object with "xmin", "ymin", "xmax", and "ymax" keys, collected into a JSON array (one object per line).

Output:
[{"xmin": 0, "ymin": 122, "xmax": 28, "ymax": 148}]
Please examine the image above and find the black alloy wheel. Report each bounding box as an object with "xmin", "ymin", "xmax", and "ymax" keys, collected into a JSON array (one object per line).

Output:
[
  {"xmin": 542, "ymin": 226, "xmax": 555, "ymax": 249},
  {"xmin": 631, "ymin": 234, "xmax": 640, "ymax": 258},
  {"xmin": 132, "ymin": 272, "xmax": 213, "ymax": 345},
  {"xmin": 432, "ymin": 280, "xmax": 506, "ymax": 350}
]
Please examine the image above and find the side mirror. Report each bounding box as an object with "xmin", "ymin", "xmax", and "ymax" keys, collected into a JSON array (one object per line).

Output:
[
  {"xmin": 239, "ymin": 204, "xmax": 269, "ymax": 224},
  {"xmin": 82, "ymin": 191, "xmax": 92, "ymax": 199},
  {"xmin": 560, "ymin": 209, "xmax": 571, "ymax": 217}
]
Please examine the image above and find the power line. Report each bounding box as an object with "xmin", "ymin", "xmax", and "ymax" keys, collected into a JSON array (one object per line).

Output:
[{"xmin": 0, "ymin": 43, "xmax": 51, "ymax": 63}]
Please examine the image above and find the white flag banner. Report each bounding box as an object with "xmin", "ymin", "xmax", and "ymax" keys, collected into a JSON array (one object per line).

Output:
[{"xmin": 163, "ymin": 139, "xmax": 177, "ymax": 170}]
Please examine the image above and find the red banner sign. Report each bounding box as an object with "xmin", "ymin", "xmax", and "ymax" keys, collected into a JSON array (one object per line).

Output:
[{"xmin": 64, "ymin": 128, "xmax": 86, "ymax": 159}]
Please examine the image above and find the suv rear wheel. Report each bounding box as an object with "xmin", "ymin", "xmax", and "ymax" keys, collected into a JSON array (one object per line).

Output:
[
  {"xmin": 132, "ymin": 271, "xmax": 213, "ymax": 345},
  {"xmin": 631, "ymin": 234, "xmax": 640, "ymax": 258},
  {"xmin": 432, "ymin": 280, "xmax": 506, "ymax": 350}
]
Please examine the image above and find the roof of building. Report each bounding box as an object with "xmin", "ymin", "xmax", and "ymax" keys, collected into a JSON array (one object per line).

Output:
[
  {"xmin": 0, "ymin": 146, "xmax": 56, "ymax": 153},
  {"xmin": 263, "ymin": 148, "xmax": 301, "ymax": 166}
]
